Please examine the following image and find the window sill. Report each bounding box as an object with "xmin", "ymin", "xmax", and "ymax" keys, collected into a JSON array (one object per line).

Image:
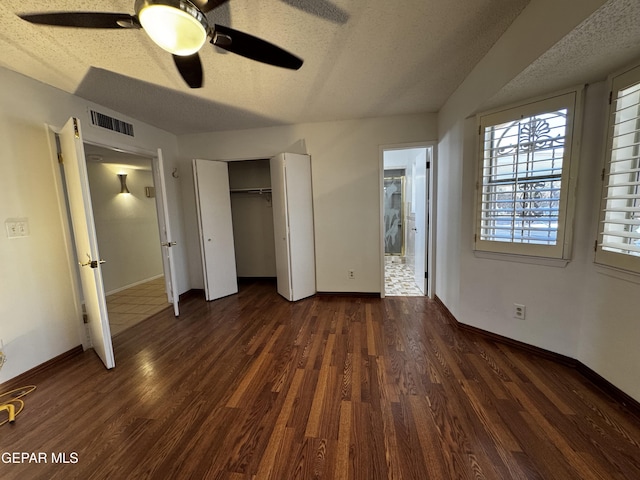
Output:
[
  {"xmin": 594, "ymin": 263, "xmax": 640, "ymax": 284},
  {"xmin": 473, "ymin": 250, "xmax": 569, "ymax": 267}
]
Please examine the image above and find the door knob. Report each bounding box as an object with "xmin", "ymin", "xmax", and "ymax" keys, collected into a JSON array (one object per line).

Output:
[
  {"xmin": 79, "ymin": 254, "xmax": 105, "ymax": 269},
  {"xmin": 161, "ymin": 241, "xmax": 177, "ymax": 247}
]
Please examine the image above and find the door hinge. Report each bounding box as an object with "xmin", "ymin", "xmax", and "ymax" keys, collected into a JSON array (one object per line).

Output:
[
  {"xmin": 601, "ymin": 168, "xmax": 606, "ymax": 181},
  {"xmin": 474, "ymin": 234, "xmax": 477, "ymax": 243},
  {"xmin": 478, "ymin": 125, "xmax": 482, "ymax": 135},
  {"xmin": 58, "ymin": 153, "xmax": 64, "ymax": 164},
  {"xmin": 594, "ymin": 239, "xmax": 598, "ymax": 252},
  {"xmin": 608, "ymin": 91, "xmax": 613, "ymax": 105},
  {"xmin": 426, "ymin": 161, "xmax": 430, "ymax": 169},
  {"xmin": 73, "ymin": 118, "xmax": 80, "ymax": 138}
]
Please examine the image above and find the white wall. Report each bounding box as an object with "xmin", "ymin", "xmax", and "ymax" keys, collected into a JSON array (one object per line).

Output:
[
  {"xmin": 578, "ymin": 87, "xmax": 640, "ymax": 401},
  {"xmin": 0, "ymin": 66, "xmax": 184, "ymax": 383},
  {"xmin": 435, "ymin": 122, "xmax": 464, "ymax": 315},
  {"xmin": 436, "ymin": 0, "xmax": 640, "ymax": 401},
  {"xmin": 86, "ymin": 162, "xmax": 164, "ymax": 294},
  {"xmin": 178, "ymin": 114, "xmax": 438, "ymax": 293}
]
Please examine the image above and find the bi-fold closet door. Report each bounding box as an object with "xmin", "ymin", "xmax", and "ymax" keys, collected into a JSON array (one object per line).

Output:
[
  {"xmin": 270, "ymin": 153, "xmax": 316, "ymax": 301},
  {"xmin": 193, "ymin": 154, "xmax": 316, "ymax": 302},
  {"xmin": 193, "ymin": 159, "xmax": 238, "ymax": 301}
]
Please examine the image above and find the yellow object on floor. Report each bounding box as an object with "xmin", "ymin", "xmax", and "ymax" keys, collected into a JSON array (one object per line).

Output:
[{"xmin": 0, "ymin": 385, "xmax": 36, "ymax": 426}]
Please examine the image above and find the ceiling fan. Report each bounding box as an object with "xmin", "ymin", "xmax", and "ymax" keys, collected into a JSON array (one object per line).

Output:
[{"xmin": 17, "ymin": 0, "xmax": 304, "ymax": 89}]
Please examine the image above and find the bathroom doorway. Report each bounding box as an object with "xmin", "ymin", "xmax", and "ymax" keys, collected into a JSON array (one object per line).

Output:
[{"xmin": 381, "ymin": 144, "xmax": 433, "ymax": 296}]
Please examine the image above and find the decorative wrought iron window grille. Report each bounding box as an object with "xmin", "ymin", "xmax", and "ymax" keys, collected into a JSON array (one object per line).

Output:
[
  {"xmin": 475, "ymin": 89, "xmax": 581, "ymax": 259},
  {"xmin": 481, "ymin": 111, "xmax": 567, "ymax": 245}
]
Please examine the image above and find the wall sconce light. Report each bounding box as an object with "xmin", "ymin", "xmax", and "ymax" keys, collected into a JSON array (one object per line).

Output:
[{"xmin": 118, "ymin": 174, "xmax": 130, "ymax": 194}]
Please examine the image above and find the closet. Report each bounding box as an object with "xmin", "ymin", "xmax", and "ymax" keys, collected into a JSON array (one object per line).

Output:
[
  {"xmin": 228, "ymin": 159, "xmax": 276, "ymax": 278},
  {"xmin": 195, "ymin": 154, "xmax": 316, "ymax": 302}
]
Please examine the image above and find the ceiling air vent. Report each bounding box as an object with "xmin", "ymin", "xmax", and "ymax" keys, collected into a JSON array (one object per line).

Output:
[{"xmin": 89, "ymin": 109, "xmax": 134, "ymax": 137}]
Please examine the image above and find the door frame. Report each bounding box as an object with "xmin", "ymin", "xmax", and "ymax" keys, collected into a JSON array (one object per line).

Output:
[
  {"xmin": 47, "ymin": 126, "xmax": 177, "ymax": 348},
  {"xmin": 379, "ymin": 142, "xmax": 437, "ymax": 298}
]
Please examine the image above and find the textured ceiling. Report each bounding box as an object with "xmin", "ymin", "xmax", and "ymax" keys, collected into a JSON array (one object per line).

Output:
[
  {"xmin": 484, "ymin": 0, "xmax": 640, "ymax": 111},
  {"xmin": 3, "ymin": 1, "xmax": 638, "ymax": 136},
  {"xmin": 0, "ymin": 0, "xmax": 529, "ymax": 135}
]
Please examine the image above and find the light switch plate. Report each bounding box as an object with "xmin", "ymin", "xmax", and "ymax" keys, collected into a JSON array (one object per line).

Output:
[{"xmin": 5, "ymin": 218, "xmax": 30, "ymax": 238}]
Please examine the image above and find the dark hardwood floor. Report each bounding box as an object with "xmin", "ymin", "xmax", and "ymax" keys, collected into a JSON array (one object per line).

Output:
[{"xmin": 1, "ymin": 279, "xmax": 640, "ymax": 479}]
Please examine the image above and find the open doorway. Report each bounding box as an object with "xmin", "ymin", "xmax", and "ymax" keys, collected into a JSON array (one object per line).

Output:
[
  {"xmin": 381, "ymin": 144, "xmax": 433, "ymax": 297},
  {"xmin": 84, "ymin": 144, "xmax": 169, "ymax": 336}
]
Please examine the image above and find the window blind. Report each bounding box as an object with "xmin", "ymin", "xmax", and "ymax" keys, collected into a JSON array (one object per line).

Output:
[{"xmin": 600, "ymin": 82, "xmax": 640, "ymax": 257}]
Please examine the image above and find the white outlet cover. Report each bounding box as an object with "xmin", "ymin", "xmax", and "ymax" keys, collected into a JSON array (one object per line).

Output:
[{"xmin": 5, "ymin": 217, "xmax": 30, "ymax": 238}]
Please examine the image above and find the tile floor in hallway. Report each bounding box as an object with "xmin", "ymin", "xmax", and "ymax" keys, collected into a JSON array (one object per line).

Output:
[
  {"xmin": 384, "ymin": 257, "xmax": 424, "ymax": 296},
  {"xmin": 106, "ymin": 276, "xmax": 170, "ymax": 336}
]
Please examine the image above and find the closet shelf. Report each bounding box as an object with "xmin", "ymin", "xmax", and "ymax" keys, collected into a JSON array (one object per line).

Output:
[{"xmin": 230, "ymin": 187, "xmax": 272, "ymax": 194}]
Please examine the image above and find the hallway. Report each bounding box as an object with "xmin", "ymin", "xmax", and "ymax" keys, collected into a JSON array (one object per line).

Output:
[{"xmin": 106, "ymin": 277, "xmax": 169, "ymax": 336}]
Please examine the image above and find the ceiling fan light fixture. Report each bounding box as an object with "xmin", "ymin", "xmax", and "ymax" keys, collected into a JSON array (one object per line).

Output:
[{"xmin": 136, "ymin": 0, "xmax": 208, "ymax": 56}]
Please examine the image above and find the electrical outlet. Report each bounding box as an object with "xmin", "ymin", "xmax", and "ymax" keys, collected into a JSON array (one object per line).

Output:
[
  {"xmin": 514, "ymin": 303, "xmax": 526, "ymax": 320},
  {"xmin": 348, "ymin": 269, "xmax": 355, "ymax": 279}
]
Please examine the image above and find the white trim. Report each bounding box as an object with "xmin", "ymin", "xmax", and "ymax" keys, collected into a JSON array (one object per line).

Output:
[
  {"xmin": 594, "ymin": 264, "xmax": 640, "ymax": 284},
  {"xmin": 379, "ymin": 147, "xmax": 385, "ymax": 298},
  {"xmin": 474, "ymin": 251, "xmax": 569, "ymax": 267},
  {"xmin": 81, "ymin": 137, "xmax": 157, "ymax": 159}
]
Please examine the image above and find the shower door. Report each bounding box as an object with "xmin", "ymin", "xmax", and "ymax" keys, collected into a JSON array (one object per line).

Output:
[{"xmin": 384, "ymin": 175, "xmax": 404, "ymax": 255}]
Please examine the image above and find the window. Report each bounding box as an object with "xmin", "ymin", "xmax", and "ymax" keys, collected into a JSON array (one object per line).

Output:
[
  {"xmin": 475, "ymin": 90, "xmax": 582, "ymax": 259},
  {"xmin": 596, "ymin": 64, "xmax": 640, "ymax": 274}
]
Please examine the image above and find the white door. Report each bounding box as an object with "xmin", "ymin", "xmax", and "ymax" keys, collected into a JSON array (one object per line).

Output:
[
  {"xmin": 270, "ymin": 154, "xmax": 293, "ymax": 300},
  {"xmin": 271, "ymin": 153, "xmax": 316, "ymax": 301},
  {"xmin": 413, "ymin": 149, "xmax": 427, "ymax": 294},
  {"xmin": 59, "ymin": 118, "xmax": 115, "ymax": 369},
  {"xmin": 153, "ymin": 149, "xmax": 180, "ymax": 316},
  {"xmin": 193, "ymin": 159, "xmax": 238, "ymax": 301}
]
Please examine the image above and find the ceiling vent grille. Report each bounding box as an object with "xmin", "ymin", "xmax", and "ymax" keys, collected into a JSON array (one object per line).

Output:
[{"xmin": 89, "ymin": 110, "xmax": 134, "ymax": 137}]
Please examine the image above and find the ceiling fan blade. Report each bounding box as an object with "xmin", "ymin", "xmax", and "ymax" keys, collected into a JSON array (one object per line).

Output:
[
  {"xmin": 173, "ymin": 53, "xmax": 204, "ymax": 88},
  {"xmin": 280, "ymin": 0, "xmax": 349, "ymax": 24},
  {"xmin": 19, "ymin": 12, "xmax": 140, "ymax": 29},
  {"xmin": 191, "ymin": 0, "xmax": 232, "ymax": 14},
  {"xmin": 212, "ymin": 25, "xmax": 303, "ymax": 70}
]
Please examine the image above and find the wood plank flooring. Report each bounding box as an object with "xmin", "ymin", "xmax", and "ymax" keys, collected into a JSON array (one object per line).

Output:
[{"xmin": 1, "ymin": 279, "xmax": 640, "ymax": 479}]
